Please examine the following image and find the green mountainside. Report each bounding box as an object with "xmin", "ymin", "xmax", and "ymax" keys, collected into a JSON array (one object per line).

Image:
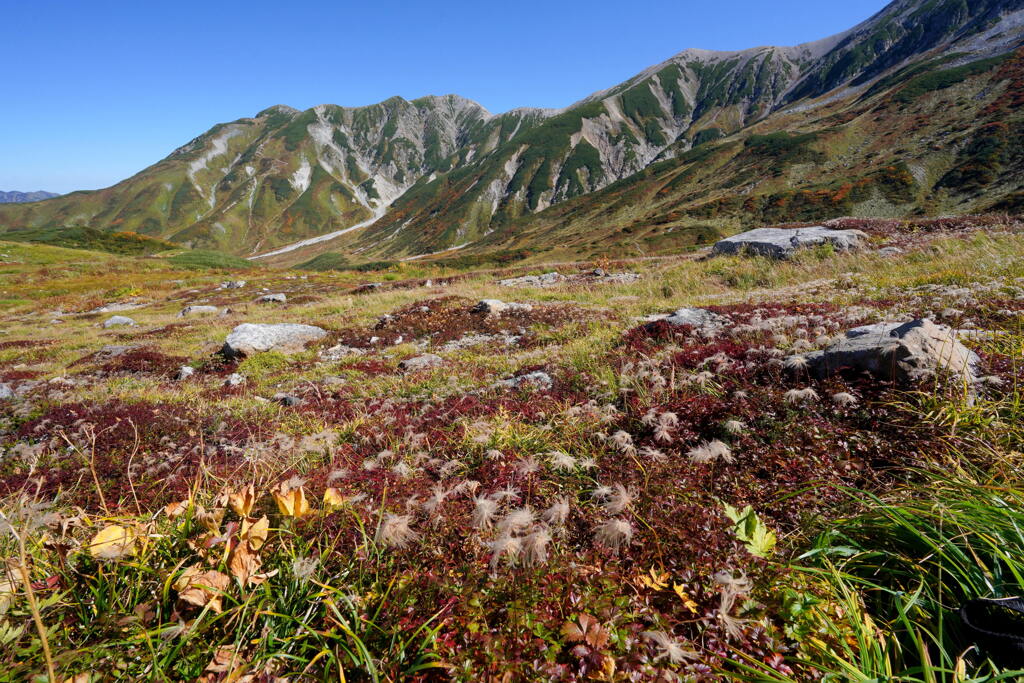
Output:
[{"xmin": 1, "ymin": 0, "xmax": 1022, "ymax": 264}]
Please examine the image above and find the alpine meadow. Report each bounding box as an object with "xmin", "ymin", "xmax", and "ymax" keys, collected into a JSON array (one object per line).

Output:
[{"xmin": 3, "ymin": 0, "xmax": 1024, "ymax": 681}]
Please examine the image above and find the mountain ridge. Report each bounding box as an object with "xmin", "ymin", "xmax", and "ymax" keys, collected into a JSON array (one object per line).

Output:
[
  {"xmin": 2, "ymin": 0, "xmax": 1023, "ymax": 263},
  {"xmin": 0, "ymin": 190, "xmax": 59, "ymax": 204}
]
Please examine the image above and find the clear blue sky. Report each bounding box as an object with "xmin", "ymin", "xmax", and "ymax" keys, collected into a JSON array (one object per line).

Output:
[{"xmin": 0, "ymin": 0, "xmax": 890, "ymax": 194}]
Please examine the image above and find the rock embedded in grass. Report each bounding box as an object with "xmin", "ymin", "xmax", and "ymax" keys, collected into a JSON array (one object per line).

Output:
[
  {"xmin": 102, "ymin": 315, "xmax": 137, "ymax": 328},
  {"xmin": 0, "ymin": 383, "xmax": 13, "ymax": 400},
  {"xmin": 175, "ymin": 366, "xmax": 195, "ymax": 380},
  {"xmin": 398, "ymin": 353, "xmax": 443, "ymax": 372},
  {"xmin": 221, "ymin": 323, "xmax": 327, "ymax": 358},
  {"xmin": 495, "ymin": 371, "xmax": 553, "ymax": 390},
  {"xmin": 663, "ymin": 307, "xmax": 729, "ymax": 330},
  {"xmin": 178, "ymin": 305, "xmax": 220, "ymax": 317},
  {"xmin": 472, "ymin": 299, "xmax": 533, "ymax": 316},
  {"xmin": 799, "ymin": 318, "xmax": 981, "ymax": 384},
  {"xmin": 257, "ymin": 293, "xmax": 287, "ymax": 304},
  {"xmin": 272, "ymin": 393, "xmax": 302, "ymax": 406},
  {"xmin": 712, "ymin": 226, "xmax": 868, "ymax": 259},
  {"xmin": 498, "ymin": 271, "xmax": 564, "ymax": 288}
]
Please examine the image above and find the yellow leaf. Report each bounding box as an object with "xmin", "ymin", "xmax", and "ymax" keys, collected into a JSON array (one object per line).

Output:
[
  {"xmin": 228, "ymin": 485, "xmax": 257, "ymax": 517},
  {"xmin": 323, "ymin": 487, "xmax": 345, "ymax": 508},
  {"xmin": 239, "ymin": 516, "xmax": 270, "ymax": 550},
  {"xmin": 0, "ymin": 579, "xmax": 15, "ymax": 615},
  {"xmin": 273, "ymin": 485, "xmax": 312, "ymax": 518},
  {"xmin": 639, "ymin": 567, "xmax": 670, "ymax": 591},
  {"xmin": 174, "ymin": 565, "xmax": 230, "ymax": 613},
  {"xmin": 88, "ymin": 524, "xmax": 136, "ymax": 560},
  {"xmin": 673, "ymin": 583, "xmax": 699, "ymax": 613}
]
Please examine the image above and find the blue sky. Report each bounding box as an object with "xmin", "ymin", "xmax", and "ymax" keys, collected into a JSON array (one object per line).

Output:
[{"xmin": 0, "ymin": 0, "xmax": 890, "ymax": 194}]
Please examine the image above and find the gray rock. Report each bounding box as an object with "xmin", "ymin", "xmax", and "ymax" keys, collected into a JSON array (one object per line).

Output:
[
  {"xmin": 598, "ymin": 272, "xmax": 641, "ymax": 285},
  {"xmin": 801, "ymin": 319, "xmax": 981, "ymax": 384},
  {"xmin": 95, "ymin": 344, "xmax": 139, "ymax": 360},
  {"xmin": 0, "ymin": 383, "xmax": 13, "ymax": 400},
  {"xmin": 498, "ymin": 272, "xmax": 564, "ymax": 288},
  {"xmin": 472, "ymin": 299, "xmax": 533, "ymax": 316},
  {"xmin": 319, "ymin": 344, "xmax": 365, "ymax": 361},
  {"xmin": 221, "ymin": 323, "xmax": 327, "ymax": 358},
  {"xmin": 178, "ymin": 305, "xmax": 220, "ymax": 317},
  {"xmin": 399, "ymin": 353, "xmax": 443, "ymax": 372},
  {"xmin": 712, "ymin": 227, "xmax": 868, "ymax": 259},
  {"xmin": 102, "ymin": 315, "xmax": 137, "ymax": 328},
  {"xmin": 90, "ymin": 301, "xmax": 144, "ymax": 314},
  {"xmin": 220, "ymin": 281, "xmax": 247, "ymax": 289},
  {"xmin": 175, "ymin": 365, "xmax": 196, "ymax": 380},
  {"xmin": 663, "ymin": 307, "xmax": 729, "ymax": 330},
  {"xmin": 224, "ymin": 373, "xmax": 246, "ymax": 387},
  {"xmin": 257, "ymin": 293, "xmax": 287, "ymax": 304},
  {"xmin": 495, "ymin": 371, "xmax": 553, "ymax": 390},
  {"xmin": 272, "ymin": 393, "xmax": 303, "ymax": 407},
  {"xmin": 877, "ymin": 246, "xmax": 904, "ymax": 257}
]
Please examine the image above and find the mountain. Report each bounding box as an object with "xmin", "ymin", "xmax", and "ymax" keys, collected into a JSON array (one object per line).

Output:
[
  {"xmin": 0, "ymin": 190, "xmax": 59, "ymax": 204},
  {"xmin": 1, "ymin": 0, "xmax": 1023, "ymax": 264}
]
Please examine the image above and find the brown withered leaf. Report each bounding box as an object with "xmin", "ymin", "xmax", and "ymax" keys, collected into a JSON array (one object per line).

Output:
[
  {"xmin": 174, "ymin": 565, "xmax": 230, "ymax": 613},
  {"xmin": 239, "ymin": 516, "xmax": 269, "ymax": 550},
  {"xmin": 228, "ymin": 541, "xmax": 262, "ymax": 587}
]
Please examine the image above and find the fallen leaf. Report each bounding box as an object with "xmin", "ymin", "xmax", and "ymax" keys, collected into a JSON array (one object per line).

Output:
[
  {"xmin": 174, "ymin": 565, "xmax": 230, "ymax": 613},
  {"xmin": 196, "ymin": 506, "xmax": 226, "ymax": 533},
  {"xmin": 239, "ymin": 516, "xmax": 270, "ymax": 550},
  {"xmin": 673, "ymin": 583, "xmax": 699, "ymax": 613},
  {"xmin": 164, "ymin": 499, "xmax": 190, "ymax": 519},
  {"xmin": 228, "ymin": 541, "xmax": 263, "ymax": 586},
  {"xmin": 88, "ymin": 524, "xmax": 136, "ymax": 560},
  {"xmin": 228, "ymin": 485, "xmax": 257, "ymax": 517},
  {"xmin": 323, "ymin": 487, "xmax": 345, "ymax": 508},
  {"xmin": 272, "ymin": 485, "xmax": 311, "ymax": 518}
]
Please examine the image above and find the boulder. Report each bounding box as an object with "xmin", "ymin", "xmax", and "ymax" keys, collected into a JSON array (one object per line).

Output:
[
  {"xmin": 179, "ymin": 305, "xmax": 220, "ymax": 317},
  {"xmin": 257, "ymin": 293, "xmax": 287, "ymax": 304},
  {"xmin": 102, "ymin": 315, "xmax": 137, "ymax": 328},
  {"xmin": 712, "ymin": 227, "xmax": 868, "ymax": 259},
  {"xmin": 220, "ymin": 280, "xmax": 246, "ymax": 289},
  {"xmin": 472, "ymin": 299, "xmax": 533, "ymax": 316},
  {"xmin": 664, "ymin": 307, "xmax": 729, "ymax": 330},
  {"xmin": 399, "ymin": 353, "xmax": 443, "ymax": 373},
  {"xmin": 801, "ymin": 319, "xmax": 981, "ymax": 384},
  {"xmin": 221, "ymin": 323, "xmax": 327, "ymax": 358}
]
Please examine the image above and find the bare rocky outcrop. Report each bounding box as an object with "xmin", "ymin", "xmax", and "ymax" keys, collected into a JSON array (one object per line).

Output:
[
  {"xmin": 799, "ymin": 319, "xmax": 981, "ymax": 384},
  {"xmin": 221, "ymin": 323, "xmax": 327, "ymax": 358},
  {"xmin": 713, "ymin": 227, "xmax": 868, "ymax": 259}
]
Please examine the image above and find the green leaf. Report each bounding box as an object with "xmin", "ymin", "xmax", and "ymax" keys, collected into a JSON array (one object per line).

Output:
[{"xmin": 724, "ymin": 503, "xmax": 777, "ymax": 558}]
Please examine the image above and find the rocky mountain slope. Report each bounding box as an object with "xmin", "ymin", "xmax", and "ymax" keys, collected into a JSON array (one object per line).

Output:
[
  {"xmin": 1, "ymin": 0, "xmax": 1022, "ymax": 262},
  {"xmin": 0, "ymin": 191, "xmax": 59, "ymax": 204}
]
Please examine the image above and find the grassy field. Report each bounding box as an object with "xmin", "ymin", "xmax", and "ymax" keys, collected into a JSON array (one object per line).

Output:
[{"xmin": 1, "ymin": 217, "xmax": 1024, "ymax": 681}]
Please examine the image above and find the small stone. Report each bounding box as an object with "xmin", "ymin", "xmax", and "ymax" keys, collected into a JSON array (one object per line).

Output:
[
  {"xmin": 0, "ymin": 383, "xmax": 13, "ymax": 400},
  {"xmin": 224, "ymin": 373, "xmax": 245, "ymax": 387},
  {"xmin": 102, "ymin": 315, "xmax": 137, "ymax": 328},
  {"xmin": 175, "ymin": 366, "xmax": 195, "ymax": 380},
  {"xmin": 257, "ymin": 293, "xmax": 287, "ymax": 303},
  {"xmin": 663, "ymin": 307, "xmax": 729, "ymax": 330},
  {"xmin": 220, "ymin": 280, "xmax": 247, "ymax": 289},
  {"xmin": 319, "ymin": 344, "xmax": 365, "ymax": 361},
  {"xmin": 272, "ymin": 393, "xmax": 302, "ymax": 407}
]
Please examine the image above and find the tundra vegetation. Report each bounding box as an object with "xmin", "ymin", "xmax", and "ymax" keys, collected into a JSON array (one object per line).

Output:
[{"xmin": 1, "ymin": 215, "xmax": 1024, "ymax": 681}]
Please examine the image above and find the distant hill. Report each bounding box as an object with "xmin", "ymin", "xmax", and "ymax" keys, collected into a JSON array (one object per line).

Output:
[{"xmin": 0, "ymin": 190, "xmax": 59, "ymax": 203}]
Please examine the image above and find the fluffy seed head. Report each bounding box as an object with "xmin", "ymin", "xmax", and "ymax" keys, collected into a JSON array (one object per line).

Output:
[{"xmin": 594, "ymin": 518, "xmax": 633, "ymax": 551}]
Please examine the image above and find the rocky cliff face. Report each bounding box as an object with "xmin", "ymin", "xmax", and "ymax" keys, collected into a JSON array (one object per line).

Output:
[{"xmin": 2, "ymin": 0, "xmax": 1022, "ymax": 259}]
